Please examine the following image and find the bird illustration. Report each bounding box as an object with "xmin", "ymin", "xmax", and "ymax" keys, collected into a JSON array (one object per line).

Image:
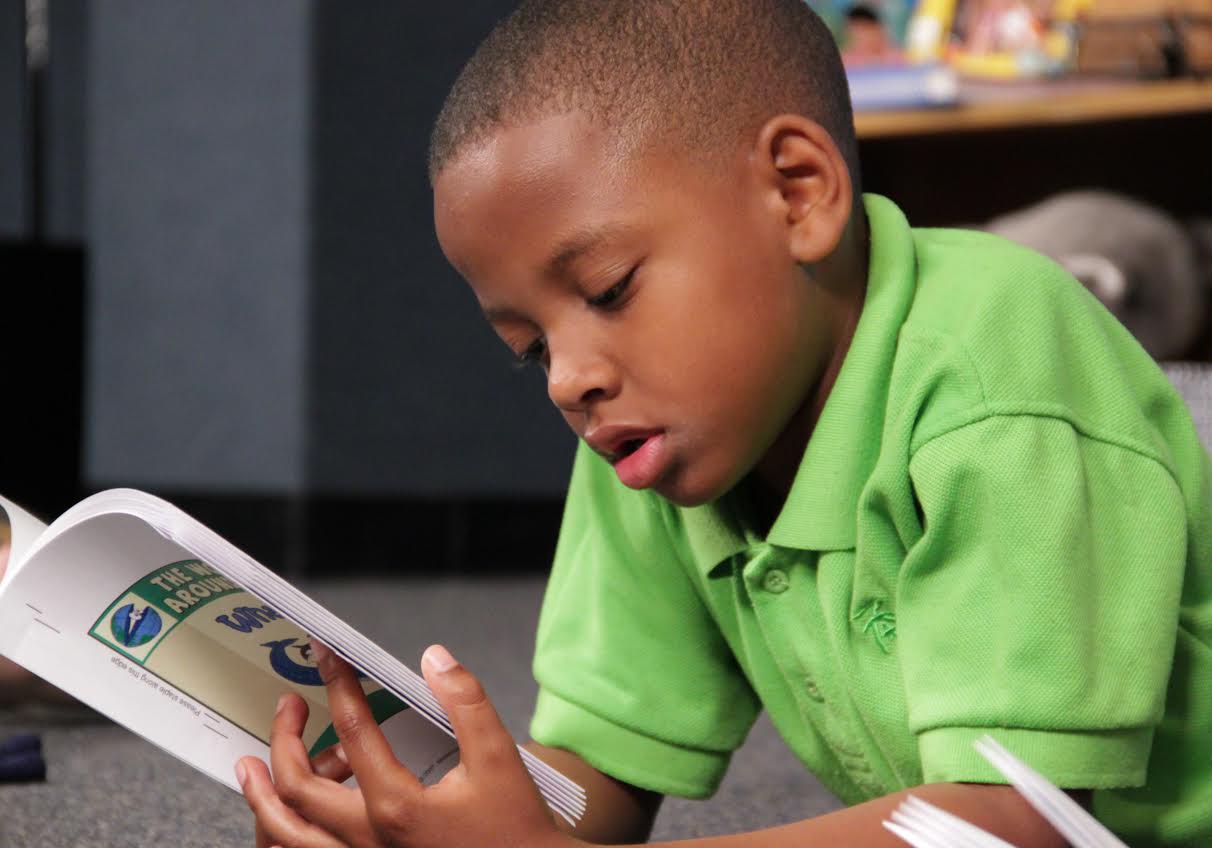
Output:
[{"xmin": 261, "ymin": 638, "xmax": 324, "ymax": 686}]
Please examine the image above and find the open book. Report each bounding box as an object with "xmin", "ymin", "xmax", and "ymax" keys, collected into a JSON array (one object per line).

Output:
[{"xmin": 0, "ymin": 489, "xmax": 585, "ymax": 825}]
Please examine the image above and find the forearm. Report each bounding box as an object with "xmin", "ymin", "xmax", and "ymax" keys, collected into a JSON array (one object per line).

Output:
[
  {"xmin": 525, "ymin": 741, "xmax": 663, "ymax": 844},
  {"xmin": 527, "ymin": 735, "xmax": 1078, "ymax": 848},
  {"xmin": 604, "ymin": 782, "xmax": 1070, "ymax": 848}
]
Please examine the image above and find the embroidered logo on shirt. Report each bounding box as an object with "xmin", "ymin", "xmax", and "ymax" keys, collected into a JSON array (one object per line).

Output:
[{"xmin": 853, "ymin": 600, "xmax": 896, "ymax": 653}]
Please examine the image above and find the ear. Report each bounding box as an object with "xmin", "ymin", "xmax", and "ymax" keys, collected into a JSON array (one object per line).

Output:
[{"xmin": 753, "ymin": 114, "xmax": 854, "ymax": 263}]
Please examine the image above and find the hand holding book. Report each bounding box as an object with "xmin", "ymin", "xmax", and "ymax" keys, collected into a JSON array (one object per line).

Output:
[{"xmin": 238, "ymin": 642, "xmax": 578, "ymax": 848}]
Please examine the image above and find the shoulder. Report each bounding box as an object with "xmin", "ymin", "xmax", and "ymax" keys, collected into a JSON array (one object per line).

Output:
[
  {"xmin": 892, "ymin": 226, "xmax": 1181, "ymax": 462},
  {"xmin": 904, "ymin": 225, "xmax": 1097, "ymax": 347}
]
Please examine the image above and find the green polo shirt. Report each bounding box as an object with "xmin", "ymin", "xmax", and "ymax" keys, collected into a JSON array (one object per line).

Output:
[{"xmin": 530, "ymin": 194, "xmax": 1212, "ymax": 846}]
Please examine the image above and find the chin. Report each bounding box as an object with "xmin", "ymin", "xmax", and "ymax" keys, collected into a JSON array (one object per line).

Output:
[
  {"xmin": 654, "ymin": 469, "xmax": 735, "ymax": 509},
  {"xmin": 658, "ymin": 489, "xmax": 713, "ymax": 508}
]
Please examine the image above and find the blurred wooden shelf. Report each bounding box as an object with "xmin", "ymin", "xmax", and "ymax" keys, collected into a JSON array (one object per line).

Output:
[{"xmin": 855, "ymin": 78, "xmax": 1212, "ymax": 139}]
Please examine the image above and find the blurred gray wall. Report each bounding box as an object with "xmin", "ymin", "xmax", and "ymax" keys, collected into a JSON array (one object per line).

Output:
[
  {"xmin": 83, "ymin": 1, "xmax": 575, "ymax": 496},
  {"xmin": 87, "ymin": 1, "xmax": 310, "ymax": 491}
]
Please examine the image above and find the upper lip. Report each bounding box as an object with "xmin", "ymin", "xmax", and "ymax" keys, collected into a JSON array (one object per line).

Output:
[{"xmin": 584, "ymin": 425, "xmax": 663, "ymax": 461}]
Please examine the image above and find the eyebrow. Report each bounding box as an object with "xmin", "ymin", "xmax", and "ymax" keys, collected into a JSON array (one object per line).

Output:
[
  {"xmin": 482, "ymin": 304, "xmax": 523, "ymax": 323},
  {"xmin": 544, "ymin": 223, "xmax": 630, "ymax": 278}
]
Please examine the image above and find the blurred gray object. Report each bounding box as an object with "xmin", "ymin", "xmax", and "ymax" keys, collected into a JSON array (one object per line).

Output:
[
  {"xmin": 984, "ymin": 191, "xmax": 1209, "ymax": 360},
  {"xmin": 0, "ymin": 0, "xmax": 85, "ymax": 241},
  {"xmin": 1163, "ymin": 362, "xmax": 1212, "ymax": 451}
]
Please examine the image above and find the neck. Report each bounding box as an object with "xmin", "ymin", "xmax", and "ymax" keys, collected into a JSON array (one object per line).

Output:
[{"xmin": 748, "ymin": 213, "xmax": 870, "ymax": 526}]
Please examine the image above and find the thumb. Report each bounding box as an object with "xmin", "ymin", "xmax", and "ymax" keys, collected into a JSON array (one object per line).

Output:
[{"xmin": 421, "ymin": 644, "xmax": 522, "ymax": 778}]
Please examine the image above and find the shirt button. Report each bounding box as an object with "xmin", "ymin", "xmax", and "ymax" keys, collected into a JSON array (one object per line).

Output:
[
  {"xmin": 762, "ymin": 569, "xmax": 790, "ymax": 593},
  {"xmin": 804, "ymin": 678, "xmax": 825, "ymax": 702}
]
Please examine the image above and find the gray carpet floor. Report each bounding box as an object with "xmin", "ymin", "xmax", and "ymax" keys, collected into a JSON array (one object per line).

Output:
[{"xmin": 0, "ymin": 577, "xmax": 841, "ymax": 847}]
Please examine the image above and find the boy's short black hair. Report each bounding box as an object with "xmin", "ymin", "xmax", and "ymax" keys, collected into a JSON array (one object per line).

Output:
[{"xmin": 429, "ymin": 0, "xmax": 859, "ymax": 185}]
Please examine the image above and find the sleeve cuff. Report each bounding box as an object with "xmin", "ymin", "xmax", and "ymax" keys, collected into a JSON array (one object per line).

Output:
[
  {"xmin": 918, "ymin": 726, "xmax": 1152, "ymax": 789},
  {"xmin": 530, "ymin": 688, "xmax": 730, "ymax": 799}
]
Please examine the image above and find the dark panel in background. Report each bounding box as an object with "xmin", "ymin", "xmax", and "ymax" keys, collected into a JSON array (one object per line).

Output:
[
  {"xmin": 0, "ymin": 244, "xmax": 85, "ymax": 519},
  {"xmin": 45, "ymin": 0, "xmax": 85, "ymax": 243},
  {"xmin": 308, "ymin": 1, "xmax": 576, "ymax": 498},
  {"xmin": 1, "ymin": 1, "xmax": 86, "ymax": 520},
  {"xmin": 0, "ymin": 0, "xmax": 25, "ymax": 237},
  {"xmin": 301, "ymin": 496, "xmax": 566, "ymax": 576}
]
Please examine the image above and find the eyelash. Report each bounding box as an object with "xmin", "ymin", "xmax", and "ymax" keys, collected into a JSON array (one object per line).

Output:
[
  {"xmin": 587, "ymin": 268, "xmax": 636, "ymax": 309},
  {"xmin": 512, "ymin": 268, "xmax": 637, "ymax": 369},
  {"xmin": 513, "ymin": 337, "xmax": 547, "ymax": 369}
]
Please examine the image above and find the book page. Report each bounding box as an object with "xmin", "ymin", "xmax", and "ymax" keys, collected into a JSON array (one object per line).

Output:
[{"xmin": 0, "ymin": 511, "xmax": 459, "ymax": 791}]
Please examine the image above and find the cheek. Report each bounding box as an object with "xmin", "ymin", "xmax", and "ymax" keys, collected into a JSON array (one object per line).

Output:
[
  {"xmin": 696, "ymin": 278, "xmax": 809, "ymax": 398},
  {"xmin": 690, "ymin": 285, "xmax": 818, "ymax": 446}
]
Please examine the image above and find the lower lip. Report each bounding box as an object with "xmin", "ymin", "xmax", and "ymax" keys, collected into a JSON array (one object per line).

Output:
[{"xmin": 612, "ymin": 433, "xmax": 670, "ymax": 490}]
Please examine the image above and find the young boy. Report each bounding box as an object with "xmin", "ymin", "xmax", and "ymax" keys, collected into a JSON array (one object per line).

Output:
[{"xmin": 237, "ymin": 1, "xmax": 1212, "ymax": 845}]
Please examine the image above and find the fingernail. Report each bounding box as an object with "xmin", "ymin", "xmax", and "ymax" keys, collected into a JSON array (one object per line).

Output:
[
  {"xmin": 334, "ymin": 744, "xmax": 348, "ymax": 765},
  {"xmin": 235, "ymin": 760, "xmax": 248, "ymax": 789},
  {"xmin": 275, "ymin": 693, "xmax": 290, "ymax": 716},
  {"xmin": 310, "ymin": 639, "xmax": 331, "ymax": 665},
  {"xmin": 423, "ymin": 644, "xmax": 457, "ymax": 673}
]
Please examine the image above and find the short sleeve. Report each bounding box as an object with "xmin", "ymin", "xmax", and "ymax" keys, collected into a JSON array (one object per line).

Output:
[
  {"xmin": 530, "ymin": 443, "xmax": 760, "ymax": 798},
  {"xmin": 901, "ymin": 414, "xmax": 1187, "ymax": 788}
]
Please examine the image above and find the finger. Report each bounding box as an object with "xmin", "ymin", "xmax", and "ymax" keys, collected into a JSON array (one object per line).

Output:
[
  {"xmin": 237, "ymin": 756, "xmax": 346, "ymax": 848},
  {"xmin": 264, "ymin": 695, "xmax": 381, "ymax": 843},
  {"xmin": 311, "ymin": 639, "xmax": 422, "ymax": 801},
  {"xmin": 268, "ymin": 691, "xmax": 352, "ymax": 783},
  {"xmin": 421, "ymin": 644, "xmax": 525, "ymax": 779},
  {"xmin": 269, "ymin": 692, "xmax": 321, "ymax": 789},
  {"xmin": 269, "ymin": 693, "xmax": 348, "ymax": 818},
  {"xmin": 311, "ymin": 743, "xmax": 353, "ymax": 783}
]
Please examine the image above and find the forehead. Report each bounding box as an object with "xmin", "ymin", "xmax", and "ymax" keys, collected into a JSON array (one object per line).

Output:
[{"xmin": 433, "ymin": 111, "xmax": 715, "ymax": 290}]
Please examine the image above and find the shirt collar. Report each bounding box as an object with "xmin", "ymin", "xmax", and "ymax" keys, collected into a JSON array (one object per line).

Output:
[{"xmin": 682, "ymin": 194, "xmax": 918, "ymax": 575}]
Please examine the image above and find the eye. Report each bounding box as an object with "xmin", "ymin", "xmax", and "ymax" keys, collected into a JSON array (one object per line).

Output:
[
  {"xmin": 587, "ymin": 268, "xmax": 636, "ymax": 309},
  {"xmin": 513, "ymin": 336, "xmax": 548, "ymax": 369}
]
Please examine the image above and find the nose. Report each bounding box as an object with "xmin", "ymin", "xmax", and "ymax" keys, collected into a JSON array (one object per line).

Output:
[{"xmin": 546, "ymin": 340, "xmax": 618, "ymax": 412}]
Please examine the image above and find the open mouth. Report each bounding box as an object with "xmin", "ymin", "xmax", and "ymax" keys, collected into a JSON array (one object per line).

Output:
[{"xmin": 614, "ymin": 438, "xmax": 646, "ymax": 462}]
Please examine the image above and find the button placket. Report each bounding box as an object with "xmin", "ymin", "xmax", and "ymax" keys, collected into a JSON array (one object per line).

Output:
[{"xmin": 743, "ymin": 546, "xmax": 883, "ymax": 795}]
